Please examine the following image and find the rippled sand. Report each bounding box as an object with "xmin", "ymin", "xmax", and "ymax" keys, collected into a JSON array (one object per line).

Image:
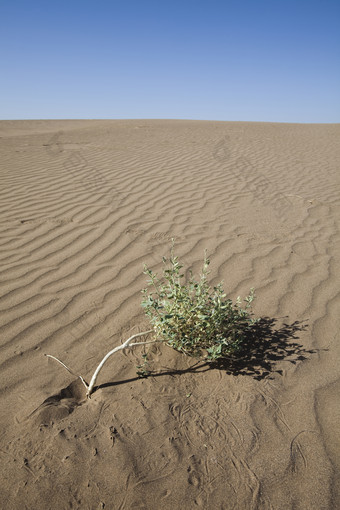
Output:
[{"xmin": 0, "ymin": 120, "xmax": 339, "ymax": 509}]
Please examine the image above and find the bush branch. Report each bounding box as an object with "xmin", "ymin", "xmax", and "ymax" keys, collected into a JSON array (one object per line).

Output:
[{"xmin": 45, "ymin": 329, "xmax": 156, "ymax": 398}]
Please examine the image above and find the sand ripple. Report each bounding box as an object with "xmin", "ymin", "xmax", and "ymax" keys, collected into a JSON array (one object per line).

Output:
[{"xmin": 0, "ymin": 120, "xmax": 339, "ymax": 509}]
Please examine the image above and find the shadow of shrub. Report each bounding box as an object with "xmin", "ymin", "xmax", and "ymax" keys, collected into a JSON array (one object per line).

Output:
[{"xmin": 209, "ymin": 317, "xmax": 315, "ymax": 379}]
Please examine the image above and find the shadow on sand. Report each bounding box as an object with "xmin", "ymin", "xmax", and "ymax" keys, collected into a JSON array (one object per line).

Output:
[
  {"xmin": 208, "ymin": 317, "xmax": 315, "ymax": 380},
  {"xmin": 99, "ymin": 317, "xmax": 318, "ymax": 391}
]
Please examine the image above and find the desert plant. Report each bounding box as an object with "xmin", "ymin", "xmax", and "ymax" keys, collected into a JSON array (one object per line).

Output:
[
  {"xmin": 141, "ymin": 243, "xmax": 257, "ymax": 361},
  {"xmin": 136, "ymin": 353, "xmax": 150, "ymax": 378},
  {"xmin": 46, "ymin": 243, "xmax": 257, "ymax": 398}
]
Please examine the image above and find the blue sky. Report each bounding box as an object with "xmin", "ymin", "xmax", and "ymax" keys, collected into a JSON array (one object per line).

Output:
[{"xmin": 1, "ymin": 0, "xmax": 339, "ymax": 122}]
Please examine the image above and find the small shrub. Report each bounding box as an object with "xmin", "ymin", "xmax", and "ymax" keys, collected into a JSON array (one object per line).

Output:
[
  {"xmin": 141, "ymin": 243, "xmax": 257, "ymax": 361},
  {"xmin": 136, "ymin": 353, "xmax": 150, "ymax": 378},
  {"xmin": 46, "ymin": 244, "xmax": 258, "ymax": 399}
]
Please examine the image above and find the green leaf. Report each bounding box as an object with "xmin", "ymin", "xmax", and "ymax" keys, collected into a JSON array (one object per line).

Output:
[{"xmin": 141, "ymin": 242, "xmax": 257, "ymax": 361}]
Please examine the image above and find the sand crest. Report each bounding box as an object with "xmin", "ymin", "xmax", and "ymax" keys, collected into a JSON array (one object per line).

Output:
[{"xmin": 0, "ymin": 120, "xmax": 339, "ymax": 509}]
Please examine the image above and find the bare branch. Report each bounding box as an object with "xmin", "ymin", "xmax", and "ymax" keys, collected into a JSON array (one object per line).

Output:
[
  {"xmin": 45, "ymin": 330, "xmax": 158, "ymax": 398},
  {"xmin": 45, "ymin": 354, "xmax": 88, "ymax": 391},
  {"xmin": 86, "ymin": 330, "xmax": 154, "ymax": 396}
]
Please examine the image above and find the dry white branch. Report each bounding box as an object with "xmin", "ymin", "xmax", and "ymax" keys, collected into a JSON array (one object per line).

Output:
[
  {"xmin": 86, "ymin": 330, "xmax": 154, "ymax": 396},
  {"xmin": 45, "ymin": 354, "xmax": 88, "ymax": 391},
  {"xmin": 45, "ymin": 330, "xmax": 157, "ymax": 398}
]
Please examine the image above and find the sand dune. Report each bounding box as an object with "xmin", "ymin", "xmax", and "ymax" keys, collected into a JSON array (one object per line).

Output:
[{"xmin": 0, "ymin": 120, "xmax": 339, "ymax": 509}]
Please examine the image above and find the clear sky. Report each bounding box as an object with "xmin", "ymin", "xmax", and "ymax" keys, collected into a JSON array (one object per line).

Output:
[{"xmin": 1, "ymin": 0, "xmax": 339, "ymax": 122}]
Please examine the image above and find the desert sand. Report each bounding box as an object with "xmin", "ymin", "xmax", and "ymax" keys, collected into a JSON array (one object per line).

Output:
[{"xmin": 0, "ymin": 119, "xmax": 339, "ymax": 509}]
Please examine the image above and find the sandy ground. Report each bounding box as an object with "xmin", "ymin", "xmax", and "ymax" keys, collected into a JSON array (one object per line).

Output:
[{"xmin": 0, "ymin": 119, "xmax": 339, "ymax": 510}]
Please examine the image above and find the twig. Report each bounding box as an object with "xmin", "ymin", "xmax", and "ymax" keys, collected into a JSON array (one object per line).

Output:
[
  {"xmin": 45, "ymin": 354, "xmax": 88, "ymax": 390},
  {"xmin": 86, "ymin": 330, "xmax": 155, "ymax": 396},
  {"xmin": 45, "ymin": 330, "xmax": 157, "ymax": 398}
]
